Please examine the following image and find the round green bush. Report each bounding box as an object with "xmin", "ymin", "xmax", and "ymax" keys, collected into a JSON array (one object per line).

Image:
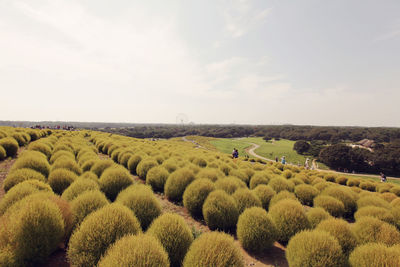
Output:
[
  {"xmin": 286, "ymin": 230, "xmax": 345, "ymax": 267},
  {"xmin": 196, "ymin": 168, "xmax": 224, "ymax": 182},
  {"xmin": 136, "ymin": 158, "xmax": 158, "ymax": 180},
  {"xmin": 2, "ymin": 168, "xmax": 46, "ymax": 192},
  {"xmin": 357, "ymin": 195, "xmax": 391, "ymax": 210},
  {"xmin": 183, "ymin": 178, "xmax": 215, "ymax": 218},
  {"xmin": 269, "ymin": 190, "xmax": 298, "ymax": 208},
  {"xmin": 28, "ymin": 142, "xmax": 52, "ymax": 159},
  {"xmin": 183, "ymin": 231, "xmax": 243, "ymax": 267},
  {"xmin": 70, "ymin": 190, "xmax": 109, "ymax": 227},
  {"xmin": 282, "ymin": 169, "xmax": 293, "ymax": 179},
  {"xmin": 268, "ymin": 199, "xmax": 310, "ymax": 244},
  {"xmin": 51, "ymin": 157, "xmax": 82, "ymax": 176},
  {"xmin": 119, "ymin": 152, "xmax": 134, "ymax": 168},
  {"xmin": 48, "ymin": 168, "xmax": 78, "ymax": 195},
  {"xmin": 391, "ymin": 198, "xmax": 400, "ymax": 208},
  {"xmin": 81, "ymin": 159, "xmax": 97, "ymax": 172},
  {"xmin": 91, "ymin": 160, "xmax": 115, "ymax": 177},
  {"xmin": 354, "ymin": 206, "xmax": 395, "ymax": 225},
  {"xmin": 229, "ymin": 169, "xmax": 249, "ymax": 185},
  {"xmin": 232, "ymin": 188, "xmax": 262, "ymax": 214},
  {"xmin": 146, "ymin": 166, "xmax": 169, "ymax": 192},
  {"xmin": 215, "ymin": 177, "xmax": 246, "ymax": 195},
  {"xmin": 0, "ymin": 137, "xmax": 19, "ymax": 158},
  {"xmin": 352, "ymin": 216, "xmax": 400, "ymax": 246},
  {"xmin": 0, "ymin": 180, "xmax": 52, "ymax": 216},
  {"xmin": 127, "ymin": 154, "xmax": 143, "ymax": 174},
  {"xmin": 306, "ymin": 207, "xmax": 332, "ymax": 228},
  {"xmin": 5, "ymin": 198, "xmax": 64, "ymax": 265},
  {"xmin": 314, "ymin": 195, "xmax": 345, "ymax": 217},
  {"xmin": 99, "ymin": 167, "xmax": 134, "ymax": 201},
  {"xmin": 116, "ymin": 184, "xmax": 161, "ymax": 230},
  {"xmin": 98, "ymin": 234, "xmax": 169, "ymax": 267},
  {"xmin": 80, "ymin": 171, "xmax": 98, "ymax": 181},
  {"xmin": 380, "ymin": 192, "xmax": 398, "ymax": 203},
  {"xmin": 390, "ymin": 186, "xmax": 400, "ymax": 197},
  {"xmin": 335, "ymin": 176, "xmax": 348, "ymax": 185},
  {"xmin": 164, "ymin": 168, "xmax": 195, "ymax": 202},
  {"xmin": 237, "ymin": 207, "xmax": 276, "ymax": 253},
  {"xmin": 0, "ymin": 145, "xmax": 7, "ymax": 160},
  {"xmin": 322, "ymin": 186, "xmax": 357, "ymax": 218},
  {"xmin": 346, "ymin": 178, "xmax": 361, "ymax": 187},
  {"xmin": 68, "ymin": 204, "xmax": 142, "ymax": 267},
  {"xmin": 202, "ymin": 190, "xmax": 239, "ymax": 232},
  {"xmin": 147, "ymin": 213, "xmax": 193, "ymax": 267},
  {"xmin": 11, "ymin": 155, "xmax": 50, "ymax": 178},
  {"xmin": 249, "ymin": 172, "xmax": 270, "ymax": 189},
  {"xmin": 393, "ymin": 206, "xmax": 400, "ymax": 229},
  {"xmin": 268, "ymin": 177, "xmax": 295, "ymax": 193},
  {"xmin": 376, "ymin": 183, "xmax": 393, "ymax": 193},
  {"xmin": 294, "ymin": 184, "xmax": 319, "ymax": 206},
  {"xmin": 349, "ymin": 243, "xmax": 400, "ymax": 267},
  {"xmin": 359, "ymin": 181, "xmax": 376, "ymax": 192},
  {"xmin": 252, "ymin": 184, "xmax": 276, "ymax": 210},
  {"xmin": 316, "ymin": 218, "xmax": 357, "ymax": 255},
  {"xmin": 313, "ymin": 181, "xmax": 331, "ymax": 192},
  {"xmin": 61, "ymin": 178, "xmax": 99, "ymax": 201}
]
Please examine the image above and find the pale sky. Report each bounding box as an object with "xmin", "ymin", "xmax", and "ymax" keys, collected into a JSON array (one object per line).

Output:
[{"xmin": 0, "ymin": 0, "xmax": 399, "ymax": 126}]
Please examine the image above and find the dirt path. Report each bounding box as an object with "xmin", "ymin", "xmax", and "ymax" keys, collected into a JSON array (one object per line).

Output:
[
  {"xmin": 181, "ymin": 136, "xmax": 204, "ymax": 149},
  {"xmin": 245, "ymin": 143, "xmax": 274, "ymax": 163},
  {"xmin": 0, "ymin": 147, "xmax": 25, "ymax": 200}
]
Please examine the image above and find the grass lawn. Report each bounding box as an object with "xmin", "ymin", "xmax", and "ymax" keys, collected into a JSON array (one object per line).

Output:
[{"xmin": 210, "ymin": 138, "xmax": 253, "ymax": 158}]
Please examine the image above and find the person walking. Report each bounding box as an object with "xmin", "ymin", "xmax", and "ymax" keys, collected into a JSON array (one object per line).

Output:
[
  {"xmin": 232, "ymin": 148, "xmax": 238, "ymax": 159},
  {"xmin": 380, "ymin": 172, "xmax": 387, "ymax": 182},
  {"xmin": 305, "ymin": 158, "xmax": 310, "ymax": 169},
  {"xmin": 281, "ymin": 156, "xmax": 286, "ymax": 165}
]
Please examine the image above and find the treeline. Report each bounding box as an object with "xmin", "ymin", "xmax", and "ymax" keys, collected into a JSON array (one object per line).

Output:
[{"xmin": 103, "ymin": 125, "xmax": 400, "ymax": 143}]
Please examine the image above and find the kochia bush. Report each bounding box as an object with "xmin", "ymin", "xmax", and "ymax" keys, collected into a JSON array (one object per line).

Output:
[
  {"xmin": 183, "ymin": 232, "xmax": 243, "ymax": 267},
  {"xmin": 2, "ymin": 168, "xmax": 46, "ymax": 192},
  {"xmin": 48, "ymin": 168, "xmax": 78, "ymax": 195},
  {"xmin": 237, "ymin": 207, "xmax": 276, "ymax": 253},
  {"xmin": 99, "ymin": 167, "xmax": 133, "ymax": 201},
  {"xmin": 314, "ymin": 195, "xmax": 345, "ymax": 217},
  {"xmin": 351, "ymin": 216, "xmax": 400, "ymax": 246},
  {"xmin": 306, "ymin": 207, "xmax": 332, "ymax": 229},
  {"xmin": 0, "ymin": 137, "xmax": 19, "ymax": 158},
  {"xmin": 11, "ymin": 154, "xmax": 51, "ymax": 178},
  {"xmin": 183, "ymin": 178, "xmax": 215, "ymax": 218},
  {"xmin": 136, "ymin": 158, "xmax": 158, "ymax": 180},
  {"xmin": 146, "ymin": 166, "xmax": 169, "ymax": 192},
  {"xmin": 164, "ymin": 168, "xmax": 195, "ymax": 202},
  {"xmin": 70, "ymin": 190, "xmax": 109, "ymax": 227},
  {"xmin": 252, "ymin": 184, "xmax": 276, "ymax": 210},
  {"xmin": 349, "ymin": 243, "xmax": 400, "ymax": 267},
  {"xmin": 294, "ymin": 184, "xmax": 319, "ymax": 206},
  {"xmin": 232, "ymin": 188, "xmax": 262, "ymax": 214},
  {"xmin": 67, "ymin": 204, "xmax": 142, "ymax": 267},
  {"xmin": 61, "ymin": 178, "xmax": 99, "ymax": 201}
]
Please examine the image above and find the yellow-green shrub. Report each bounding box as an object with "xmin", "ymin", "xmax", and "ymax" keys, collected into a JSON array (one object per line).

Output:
[
  {"xmin": 4, "ymin": 199, "xmax": 64, "ymax": 266},
  {"xmin": 164, "ymin": 168, "xmax": 195, "ymax": 202},
  {"xmin": 346, "ymin": 178, "xmax": 361, "ymax": 187},
  {"xmin": 183, "ymin": 178, "xmax": 215, "ymax": 218},
  {"xmin": 335, "ymin": 176, "xmax": 348, "ymax": 185},
  {"xmin": 294, "ymin": 184, "xmax": 319, "ymax": 206},
  {"xmin": 28, "ymin": 142, "xmax": 52, "ymax": 159},
  {"xmin": 357, "ymin": 195, "xmax": 390, "ymax": 209},
  {"xmin": 306, "ymin": 207, "xmax": 332, "ymax": 228},
  {"xmin": 81, "ymin": 159, "xmax": 97, "ymax": 172},
  {"xmin": 359, "ymin": 181, "xmax": 376, "ymax": 192},
  {"xmin": 51, "ymin": 157, "xmax": 82, "ymax": 176},
  {"xmin": 147, "ymin": 213, "xmax": 193, "ymax": 267},
  {"xmin": 229, "ymin": 169, "xmax": 249, "ymax": 185},
  {"xmin": 80, "ymin": 171, "xmax": 98, "ymax": 181},
  {"xmin": 322, "ymin": 186, "xmax": 357, "ymax": 218},
  {"xmin": 202, "ymin": 190, "xmax": 239, "ymax": 232},
  {"xmin": 215, "ymin": 177, "xmax": 246, "ymax": 195},
  {"xmin": 286, "ymin": 230, "xmax": 345, "ymax": 267},
  {"xmin": 249, "ymin": 172, "xmax": 270, "ymax": 189},
  {"xmin": 48, "ymin": 168, "xmax": 78, "ymax": 195},
  {"xmin": 268, "ymin": 177, "xmax": 295, "ymax": 193},
  {"xmin": 282, "ymin": 169, "xmax": 293, "ymax": 178},
  {"xmin": 136, "ymin": 158, "xmax": 158, "ymax": 180},
  {"xmin": 61, "ymin": 178, "xmax": 99, "ymax": 201},
  {"xmin": 314, "ymin": 195, "xmax": 345, "ymax": 217},
  {"xmin": 349, "ymin": 243, "xmax": 400, "ymax": 267},
  {"xmin": 50, "ymin": 150, "xmax": 75, "ymax": 164},
  {"xmin": 380, "ymin": 192, "xmax": 398, "ymax": 203},
  {"xmin": 67, "ymin": 204, "xmax": 142, "ymax": 267},
  {"xmin": 0, "ymin": 145, "xmax": 6, "ymax": 160},
  {"xmin": 392, "ymin": 198, "xmax": 400, "ymax": 208},
  {"xmin": 183, "ymin": 232, "xmax": 243, "ymax": 267},
  {"xmin": 99, "ymin": 167, "xmax": 133, "ymax": 201},
  {"xmin": 269, "ymin": 190, "xmax": 297, "ymax": 208},
  {"xmin": 268, "ymin": 199, "xmax": 310, "ymax": 244},
  {"xmin": 252, "ymin": 184, "xmax": 276, "ymax": 210},
  {"xmin": 237, "ymin": 207, "xmax": 276, "ymax": 253},
  {"xmin": 316, "ymin": 218, "xmax": 357, "ymax": 255},
  {"xmin": 91, "ymin": 160, "xmax": 115, "ymax": 177},
  {"xmin": 2, "ymin": 168, "xmax": 46, "ymax": 192},
  {"xmin": 127, "ymin": 154, "xmax": 143, "ymax": 174},
  {"xmin": 390, "ymin": 186, "xmax": 400, "ymax": 197},
  {"xmin": 70, "ymin": 190, "xmax": 109, "ymax": 227},
  {"xmin": 352, "ymin": 216, "xmax": 400, "ymax": 246},
  {"xmin": 116, "ymin": 184, "xmax": 161, "ymax": 230},
  {"xmin": 98, "ymin": 234, "xmax": 169, "ymax": 267},
  {"xmin": 0, "ymin": 180, "xmax": 52, "ymax": 216},
  {"xmin": 232, "ymin": 188, "xmax": 262, "ymax": 214},
  {"xmin": 146, "ymin": 166, "xmax": 169, "ymax": 192},
  {"xmin": 0, "ymin": 137, "xmax": 18, "ymax": 158},
  {"xmin": 11, "ymin": 154, "xmax": 50, "ymax": 177},
  {"xmin": 354, "ymin": 206, "xmax": 395, "ymax": 225},
  {"xmin": 196, "ymin": 168, "xmax": 224, "ymax": 182}
]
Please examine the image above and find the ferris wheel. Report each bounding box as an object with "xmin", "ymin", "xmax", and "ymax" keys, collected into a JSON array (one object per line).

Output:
[{"xmin": 176, "ymin": 113, "xmax": 189, "ymax": 125}]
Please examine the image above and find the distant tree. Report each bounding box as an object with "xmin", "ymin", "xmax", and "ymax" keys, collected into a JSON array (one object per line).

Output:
[
  {"xmin": 319, "ymin": 144, "xmax": 352, "ymax": 169},
  {"xmin": 293, "ymin": 140, "xmax": 311, "ymax": 155},
  {"xmin": 263, "ymin": 135, "xmax": 272, "ymax": 142}
]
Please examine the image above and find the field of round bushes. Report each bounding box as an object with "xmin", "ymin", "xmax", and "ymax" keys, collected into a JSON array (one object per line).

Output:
[{"xmin": 1, "ymin": 128, "xmax": 400, "ymax": 266}]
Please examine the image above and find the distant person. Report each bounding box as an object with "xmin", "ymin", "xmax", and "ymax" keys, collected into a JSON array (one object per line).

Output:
[
  {"xmin": 232, "ymin": 148, "xmax": 238, "ymax": 159},
  {"xmin": 380, "ymin": 172, "xmax": 387, "ymax": 182},
  {"xmin": 275, "ymin": 157, "xmax": 278, "ymax": 162},
  {"xmin": 305, "ymin": 158, "xmax": 310, "ymax": 169},
  {"xmin": 281, "ymin": 156, "xmax": 286, "ymax": 165}
]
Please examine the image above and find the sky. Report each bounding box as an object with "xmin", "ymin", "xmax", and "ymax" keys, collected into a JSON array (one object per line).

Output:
[{"xmin": 0, "ymin": 0, "xmax": 399, "ymax": 126}]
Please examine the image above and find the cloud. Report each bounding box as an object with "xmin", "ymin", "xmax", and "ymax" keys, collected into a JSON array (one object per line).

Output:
[{"xmin": 222, "ymin": 0, "xmax": 272, "ymax": 38}]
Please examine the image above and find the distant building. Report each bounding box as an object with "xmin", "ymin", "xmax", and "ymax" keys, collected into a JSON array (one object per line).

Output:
[{"xmin": 357, "ymin": 139, "xmax": 375, "ymax": 149}]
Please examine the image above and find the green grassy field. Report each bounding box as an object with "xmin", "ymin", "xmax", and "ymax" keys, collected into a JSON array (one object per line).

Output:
[{"xmin": 210, "ymin": 137, "xmax": 328, "ymax": 169}]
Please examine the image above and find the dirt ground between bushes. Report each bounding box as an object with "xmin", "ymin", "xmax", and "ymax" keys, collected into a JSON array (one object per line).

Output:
[{"xmin": 0, "ymin": 151, "xmax": 288, "ymax": 267}]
